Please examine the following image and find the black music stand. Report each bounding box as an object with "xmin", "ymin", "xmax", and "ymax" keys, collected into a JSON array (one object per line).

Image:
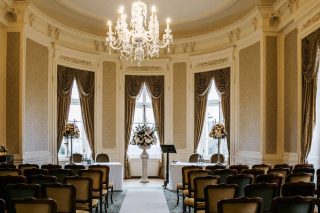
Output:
[{"xmin": 161, "ymin": 145, "xmax": 177, "ymax": 189}]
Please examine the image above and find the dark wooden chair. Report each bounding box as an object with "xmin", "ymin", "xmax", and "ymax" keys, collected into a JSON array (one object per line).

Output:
[
  {"xmin": 286, "ymin": 173, "xmax": 313, "ymax": 183},
  {"xmin": 13, "ymin": 198, "xmax": 57, "ymax": 213},
  {"xmin": 217, "ymin": 197, "xmax": 263, "ymax": 213},
  {"xmin": 252, "ymin": 164, "xmax": 271, "ymax": 174},
  {"xmin": 229, "ymin": 165, "xmax": 249, "ymax": 174},
  {"xmin": 226, "ymin": 174, "xmax": 254, "ymax": 197},
  {"xmin": 0, "ymin": 164, "xmax": 16, "ymax": 169},
  {"xmin": 49, "ymin": 169, "xmax": 73, "ymax": 183},
  {"xmin": 0, "ymin": 169, "xmax": 22, "ymax": 176},
  {"xmin": 27, "ymin": 175, "xmax": 58, "ymax": 185},
  {"xmin": 255, "ymin": 174, "xmax": 282, "ymax": 195},
  {"xmin": 294, "ymin": 164, "xmax": 314, "ymax": 169},
  {"xmin": 282, "ymin": 182, "xmax": 315, "ymax": 197},
  {"xmin": 274, "ymin": 163, "xmax": 293, "ymax": 173},
  {"xmin": 23, "ymin": 168, "xmax": 48, "ymax": 177},
  {"xmin": 188, "ymin": 153, "xmax": 201, "ymax": 163},
  {"xmin": 212, "ymin": 169, "xmax": 237, "ymax": 184},
  {"xmin": 95, "ymin": 153, "xmax": 110, "ymax": 163},
  {"xmin": 64, "ymin": 164, "xmax": 85, "ymax": 176},
  {"xmin": 271, "ymin": 196, "xmax": 316, "ymax": 213},
  {"xmin": 41, "ymin": 164, "xmax": 62, "ymax": 171}
]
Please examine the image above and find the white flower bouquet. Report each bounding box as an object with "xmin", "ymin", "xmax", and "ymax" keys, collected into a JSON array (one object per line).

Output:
[
  {"xmin": 209, "ymin": 123, "xmax": 227, "ymax": 139},
  {"xmin": 0, "ymin": 144, "xmax": 7, "ymax": 153},
  {"xmin": 63, "ymin": 123, "xmax": 80, "ymax": 138},
  {"xmin": 130, "ymin": 124, "xmax": 157, "ymax": 147}
]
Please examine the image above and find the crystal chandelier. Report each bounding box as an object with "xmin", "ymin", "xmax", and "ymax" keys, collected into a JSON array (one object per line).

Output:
[{"xmin": 106, "ymin": 1, "xmax": 173, "ymax": 64}]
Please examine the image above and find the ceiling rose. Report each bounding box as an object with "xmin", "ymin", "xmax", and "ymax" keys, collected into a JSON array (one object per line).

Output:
[{"xmin": 106, "ymin": 1, "xmax": 173, "ymax": 64}]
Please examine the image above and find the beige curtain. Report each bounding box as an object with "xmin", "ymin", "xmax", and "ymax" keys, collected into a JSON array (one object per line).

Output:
[
  {"xmin": 301, "ymin": 29, "xmax": 320, "ymax": 163},
  {"xmin": 145, "ymin": 76, "xmax": 165, "ymax": 178},
  {"xmin": 74, "ymin": 70, "xmax": 95, "ymax": 156},
  {"xmin": 194, "ymin": 71, "xmax": 215, "ymax": 152},
  {"xmin": 212, "ymin": 68, "xmax": 231, "ymax": 163},
  {"xmin": 57, "ymin": 66, "xmax": 75, "ymax": 152},
  {"xmin": 124, "ymin": 75, "xmax": 144, "ymax": 178}
]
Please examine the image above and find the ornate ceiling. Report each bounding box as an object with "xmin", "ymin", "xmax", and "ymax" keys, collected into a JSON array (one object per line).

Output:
[{"xmin": 29, "ymin": 0, "xmax": 277, "ymax": 38}]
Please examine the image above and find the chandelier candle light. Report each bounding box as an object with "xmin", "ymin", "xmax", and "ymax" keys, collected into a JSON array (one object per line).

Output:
[{"xmin": 106, "ymin": 1, "xmax": 173, "ymax": 64}]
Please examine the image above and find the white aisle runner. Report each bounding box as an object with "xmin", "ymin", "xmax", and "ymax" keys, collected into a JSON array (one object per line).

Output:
[{"xmin": 119, "ymin": 188, "xmax": 170, "ymax": 213}]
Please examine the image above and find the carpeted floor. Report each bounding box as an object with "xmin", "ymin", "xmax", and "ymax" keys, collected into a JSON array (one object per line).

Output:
[{"xmin": 104, "ymin": 179, "xmax": 184, "ymax": 213}]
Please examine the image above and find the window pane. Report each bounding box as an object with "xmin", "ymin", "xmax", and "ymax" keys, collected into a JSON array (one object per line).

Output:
[{"xmin": 208, "ymin": 86, "xmax": 220, "ymax": 101}]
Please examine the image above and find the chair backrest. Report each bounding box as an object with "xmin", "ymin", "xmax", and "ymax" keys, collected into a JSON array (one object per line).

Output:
[
  {"xmin": 241, "ymin": 169, "xmax": 265, "ymax": 179},
  {"xmin": 229, "ymin": 165, "xmax": 249, "ymax": 173},
  {"xmin": 244, "ymin": 183, "xmax": 278, "ymax": 213},
  {"xmin": 217, "ymin": 197, "xmax": 263, "ymax": 213},
  {"xmin": 294, "ymin": 164, "xmax": 313, "ymax": 169},
  {"xmin": 282, "ymin": 182, "xmax": 315, "ymax": 197},
  {"xmin": 210, "ymin": 154, "xmax": 225, "ymax": 163},
  {"xmin": 27, "ymin": 175, "xmax": 58, "ymax": 185},
  {"xmin": 49, "ymin": 169, "xmax": 73, "ymax": 183},
  {"xmin": 255, "ymin": 174, "xmax": 282, "ymax": 195},
  {"xmin": 267, "ymin": 168, "xmax": 289, "ymax": 185},
  {"xmin": 252, "ymin": 164, "xmax": 271, "ymax": 174},
  {"xmin": 188, "ymin": 153, "xmax": 201, "ymax": 163},
  {"xmin": 0, "ymin": 199, "xmax": 5, "ymax": 213},
  {"xmin": 23, "ymin": 168, "xmax": 48, "ymax": 177},
  {"xmin": 187, "ymin": 170, "xmax": 211, "ymax": 195},
  {"xmin": 80, "ymin": 169, "xmax": 103, "ymax": 192},
  {"xmin": 64, "ymin": 164, "xmax": 85, "ymax": 176},
  {"xmin": 194, "ymin": 176, "xmax": 219, "ymax": 200},
  {"xmin": 286, "ymin": 173, "xmax": 313, "ymax": 183},
  {"xmin": 271, "ymin": 196, "xmax": 316, "ymax": 213},
  {"xmin": 292, "ymin": 168, "xmax": 315, "ymax": 181},
  {"xmin": 181, "ymin": 166, "xmax": 202, "ymax": 186},
  {"xmin": 226, "ymin": 174, "xmax": 254, "ymax": 197},
  {"xmin": 6, "ymin": 183, "xmax": 41, "ymax": 199},
  {"xmin": 70, "ymin": 153, "xmax": 83, "ymax": 163},
  {"xmin": 274, "ymin": 163, "xmax": 293, "ymax": 173},
  {"xmin": 204, "ymin": 184, "xmax": 239, "ymax": 213},
  {"xmin": 205, "ymin": 165, "xmax": 227, "ymax": 174},
  {"xmin": 41, "ymin": 164, "xmax": 62, "ymax": 171},
  {"xmin": 95, "ymin": 153, "xmax": 110, "ymax": 163},
  {"xmin": 212, "ymin": 169, "xmax": 238, "ymax": 184},
  {"xmin": 0, "ymin": 164, "xmax": 16, "ymax": 169},
  {"xmin": 42, "ymin": 183, "xmax": 75, "ymax": 213},
  {"xmin": 13, "ymin": 198, "xmax": 57, "ymax": 213},
  {"xmin": 64, "ymin": 176, "xmax": 93, "ymax": 203},
  {"xmin": 0, "ymin": 169, "xmax": 22, "ymax": 176},
  {"xmin": 0, "ymin": 175, "xmax": 27, "ymax": 186},
  {"xmin": 18, "ymin": 164, "xmax": 39, "ymax": 172},
  {"xmin": 88, "ymin": 165, "xmax": 110, "ymax": 185}
]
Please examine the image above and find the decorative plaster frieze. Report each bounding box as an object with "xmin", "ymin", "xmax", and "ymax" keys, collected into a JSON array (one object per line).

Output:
[
  {"xmin": 195, "ymin": 58, "xmax": 228, "ymax": 69},
  {"xmin": 287, "ymin": 0, "xmax": 297, "ymax": 14},
  {"xmin": 302, "ymin": 12, "xmax": 320, "ymax": 30},
  {"xmin": 59, "ymin": 55, "xmax": 93, "ymax": 66},
  {"xmin": 29, "ymin": 13, "xmax": 35, "ymax": 26},
  {"xmin": 228, "ymin": 28, "xmax": 240, "ymax": 44},
  {"xmin": 126, "ymin": 65, "xmax": 162, "ymax": 72},
  {"xmin": 252, "ymin": 18, "xmax": 258, "ymax": 31},
  {"xmin": 48, "ymin": 25, "xmax": 60, "ymax": 40}
]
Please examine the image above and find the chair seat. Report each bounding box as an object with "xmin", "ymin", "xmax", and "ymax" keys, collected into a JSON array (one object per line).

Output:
[
  {"xmin": 103, "ymin": 183, "xmax": 113, "ymax": 189},
  {"xmin": 183, "ymin": 190, "xmax": 194, "ymax": 197},
  {"xmin": 177, "ymin": 183, "xmax": 183, "ymax": 189},
  {"xmin": 92, "ymin": 189, "xmax": 108, "ymax": 198},
  {"xmin": 197, "ymin": 211, "xmax": 205, "ymax": 213},
  {"xmin": 76, "ymin": 199, "xmax": 99, "ymax": 210},
  {"xmin": 76, "ymin": 210, "xmax": 89, "ymax": 213},
  {"xmin": 184, "ymin": 197, "xmax": 205, "ymax": 208}
]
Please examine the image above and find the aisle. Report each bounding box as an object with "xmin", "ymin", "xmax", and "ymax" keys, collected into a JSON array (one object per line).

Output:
[{"xmin": 119, "ymin": 188, "xmax": 170, "ymax": 213}]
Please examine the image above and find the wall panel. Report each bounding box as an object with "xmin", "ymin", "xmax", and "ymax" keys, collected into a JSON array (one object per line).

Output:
[
  {"xmin": 284, "ymin": 29, "xmax": 298, "ymax": 153},
  {"xmin": 6, "ymin": 32, "xmax": 20, "ymax": 154},
  {"xmin": 173, "ymin": 63, "xmax": 187, "ymax": 149},
  {"xmin": 239, "ymin": 42, "xmax": 261, "ymax": 152},
  {"xmin": 266, "ymin": 36, "xmax": 278, "ymax": 154},
  {"xmin": 102, "ymin": 61, "xmax": 117, "ymax": 149},
  {"xmin": 25, "ymin": 39, "xmax": 49, "ymax": 152}
]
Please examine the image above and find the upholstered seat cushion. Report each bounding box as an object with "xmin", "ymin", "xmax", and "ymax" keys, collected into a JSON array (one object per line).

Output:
[
  {"xmin": 92, "ymin": 189, "xmax": 108, "ymax": 198},
  {"xmin": 76, "ymin": 199, "xmax": 99, "ymax": 210},
  {"xmin": 76, "ymin": 210, "xmax": 89, "ymax": 213},
  {"xmin": 183, "ymin": 197, "xmax": 205, "ymax": 208},
  {"xmin": 183, "ymin": 190, "xmax": 194, "ymax": 197},
  {"xmin": 197, "ymin": 211, "xmax": 205, "ymax": 213},
  {"xmin": 103, "ymin": 183, "xmax": 113, "ymax": 189}
]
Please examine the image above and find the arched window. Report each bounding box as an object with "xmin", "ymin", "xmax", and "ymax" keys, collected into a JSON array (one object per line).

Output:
[
  {"xmin": 197, "ymin": 80, "xmax": 228, "ymax": 159},
  {"xmin": 127, "ymin": 83, "xmax": 161, "ymax": 159}
]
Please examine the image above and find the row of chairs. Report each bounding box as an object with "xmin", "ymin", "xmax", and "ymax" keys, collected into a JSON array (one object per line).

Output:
[
  {"xmin": 69, "ymin": 153, "xmax": 110, "ymax": 163},
  {"xmin": 0, "ymin": 164, "xmax": 114, "ymax": 213},
  {"xmin": 179, "ymin": 168, "xmax": 317, "ymax": 213}
]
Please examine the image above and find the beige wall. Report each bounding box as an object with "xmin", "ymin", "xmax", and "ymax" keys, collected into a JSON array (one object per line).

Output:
[
  {"xmin": 102, "ymin": 61, "xmax": 117, "ymax": 149},
  {"xmin": 284, "ymin": 29, "xmax": 298, "ymax": 153},
  {"xmin": 24, "ymin": 39, "xmax": 49, "ymax": 152},
  {"xmin": 239, "ymin": 42, "xmax": 261, "ymax": 152},
  {"xmin": 265, "ymin": 36, "xmax": 278, "ymax": 154},
  {"xmin": 6, "ymin": 32, "xmax": 20, "ymax": 154},
  {"xmin": 0, "ymin": 29, "xmax": 6, "ymax": 145},
  {"xmin": 173, "ymin": 63, "xmax": 187, "ymax": 149}
]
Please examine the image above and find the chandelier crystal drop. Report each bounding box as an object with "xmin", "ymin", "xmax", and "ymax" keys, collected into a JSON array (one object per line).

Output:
[{"xmin": 106, "ymin": 1, "xmax": 173, "ymax": 64}]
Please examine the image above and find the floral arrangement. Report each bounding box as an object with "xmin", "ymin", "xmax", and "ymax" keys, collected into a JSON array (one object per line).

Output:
[
  {"xmin": 63, "ymin": 123, "xmax": 80, "ymax": 138},
  {"xmin": 209, "ymin": 123, "xmax": 227, "ymax": 139},
  {"xmin": 130, "ymin": 124, "xmax": 157, "ymax": 147},
  {"xmin": 0, "ymin": 144, "xmax": 7, "ymax": 153}
]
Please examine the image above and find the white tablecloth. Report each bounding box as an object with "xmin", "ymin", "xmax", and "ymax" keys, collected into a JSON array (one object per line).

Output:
[
  {"xmin": 93, "ymin": 162, "xmax": 124, "ymax": 191},
  {"xmin": 168, "ymin": 162, "xmax": 216, "ymax": 191}
]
